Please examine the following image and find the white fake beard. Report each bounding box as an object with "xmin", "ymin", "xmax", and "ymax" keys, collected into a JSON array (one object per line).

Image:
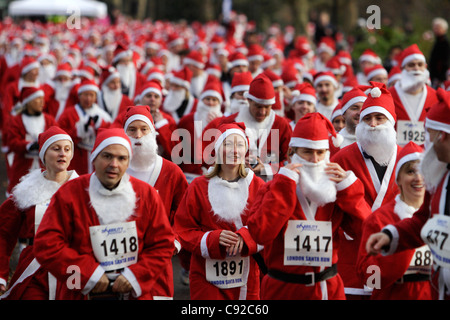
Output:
[
  {"xmin": 116, "ymin": 63, "xmax": 134, "ymax": 88},
  {"xmin": 208, "ymin": 175, "xmax": 249, "ymax": 227},
  {"xmin": 191, "ymin": 76, "xmax": 205, "ymax": 98},
  {"xmin": 89, "ymin": 173, "xmax": 136, "ymax": 225},
  {"xmin": 356, "ymin": 121, "xmax": 397, "ymax": 166},
  {"xmin": 400, "ymin": 69, "xmax": 429, "ymax": 93},
  {"xmin": 420, "ymin": 135, "xmax": 447, "ymax": 194},
  {"xmin": 101, "ymin": 84, "xmax": 122, "ymax": 115},
  {"xmin": 129, "ymin": 132, "xmax": 158, "ymax": 171},
  {"xmin": 291, "ymin": 153, "xmax": 337, "ymax": 207},
  {"xmin": 39, "ymin": 65, "xmax": 56, "ymax": 84},
  {"xmin": 229, "ymin": 98, "xmax": 249, "ymax": 115},
  {"xmin": 194, "ymin": 101, "xmax": 222, "ymax": 130},
  {"xmin": 163, "ymin": 89, "xmax": 186, "ymax": 112},
  {"xmin": 54, "ymin": 81, "xmax": 72, "ymax": 101}
]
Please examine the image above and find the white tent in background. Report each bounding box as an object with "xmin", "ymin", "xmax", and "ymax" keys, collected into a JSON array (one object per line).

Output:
[{"xmin": 8, "ymin": 0, "xmax": 108, "ymax": 18}]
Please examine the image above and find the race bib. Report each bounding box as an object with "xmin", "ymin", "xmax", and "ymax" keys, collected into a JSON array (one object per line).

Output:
[
  {"xmin": 89, "ymin": 221, "xmax": 139, "ymax": 271},
  {"xmin": 284, "ymin": 220, "xmax": 333, "ymax": 267},
  {"xmin": 205, "ymin": 255, "xmax": 249, "ymax": 289},
  {"xmin": 34, "ymin": 202, "xmax": 50, "ymax": 234},
  {"xmin": 405, "ymin": 245, "xmax": 432, "ymax": 275},
  {"xmin": 421, "ymin": 215, "xmax": 450, "ymax": 268},
  {"xmin": 397, "ymin": 120, "xmax": 425, "ymax": 146}
]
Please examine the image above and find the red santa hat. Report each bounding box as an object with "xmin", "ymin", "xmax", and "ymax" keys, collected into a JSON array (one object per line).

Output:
[
  {"xmin": 205, "ymin": 63, "xmax": 222, "ymax": 79},
  {"xmin": 214, "ymin": 122, "xmax": 249, "ymax": 155},
  {"xmin": 291, "ymin": 82, "xmax": 317, "ymax": 106},
  {"xmin": 146, "ymin": 67, "xmax": 165, "ymax": 85},
  {"xmin": 231, "ymin": 71, "xmax": 253, "ymax": 95},
  {"xmin": 90, "ymin": 128, "xmax": 132, "ymax": 163},
  {"xmin": 112, "ymin": 42, "xmax": 133, "ymax": 64},
  {"xmin": 425, "ymin": 88, "xmax": 450, "ymax": 134},
  {"xmin": 290, "ymin": 112, "xmax": 343, "ymax": 149},
  {"xmin": 169, "ymin": 66, "xmax": 192, "ymax": 90},
  {"xmin": 183, "ymin": 50, "xmax": 206, "ymax": 69},
  {"xmin": 399, "ymin": 44, "xmax": 426, "ymax": 68},
  {"xmin": 21, "ymin": 86, "xmax": 45, "ymax": 105},
  {"xmin": 263, "ymin": 69, "xmax": 284, "ymax": 88},
  {"xmin": 20, "ymin": 56, "xmax": 40, "ymax": 75},
  {"xmin": 247, "ymin": 44, "xmax": 264, "ymax": 62},
  {"xmin": 331, "ymin": 102, "xmax": 343, "ymax": 122},
  {"xmin": 199, "ymin": 77, "xmax": 224, "ymax": 104},
  {"xmin": 54, "ymin": 63, "xmax": 73, "ymax": 79},
  {"xmin": 360, "ymin": 82, "xmax": 397, "ymax": 125},
  {"xmin": 388, "ymin": 66, "xmax": 402, "ymax": 86},
  {"xmin": 244, "ymin": 73, "xmax": 276, "ymax": 105},
  {"xmin": 358, "ymin": 49, "xmax": 382, "ymax": 65},
  {"xmin": 100, "ymin": 65, "xmax": 120, "ymax": 87},
  {"xmin": 281, "ymin": 65, "xmax": 301, "ymax": 89},
  {"xmin": 395, "ymin": 141, "xmax": 423, "ymax": 181},
  {"xmin": 228, "ymin": 51, "xmax": 249, "ymax": 69},
  {"xmin": 261, "ymin": 52, "xmax": 276, "ymax": 70},
  {"xmin": 123, "ymin": 105, "xmax": 155, "ymax": 133},
  {"xmin": 77, "ymin": 79, "xmax": 99, "ymax": 95},
  {"xmin": 38, "ymin": 126, "xmax": 73, "ymax": 164},
  {"xmin": 364, "ymin": 64, "xmax": 388, "ymax": 81},
  {"xmin": 313, "ymin": 71, "xmax": 338, "ymax": 88},
  {"xmin": 316, "ymin": 37, "xmax": 336, "ymax": 56},
  {"xmin": 326, "ymin": 56, "xmax": 346, "ymax": 75},
  {"xmin": 138, "ymin": 81, "xmax": 163, "ymax": 101},
  {"xmin": 340, "ymin": 86, "xmax": 367, "ymax": 114},
  {"xmin": 337, "ymin": 50, "xmax": 353, "ymax": 66}
]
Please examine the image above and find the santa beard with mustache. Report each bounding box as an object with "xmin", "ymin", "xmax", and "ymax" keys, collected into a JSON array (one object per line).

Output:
[
  {"xmin": 291, "ymin": 152, "xmax": 337, "ymax": 207},
  {"xmin": 163, "ymin": 88, "xmax": 186, "ymax": 112},
  {"xmin": 355, "ymin": 120, "xmax": 397, "ymax": 166},
  {"xmin": 229, "ymin": 98, "xmax": 249, "ymax": 115},
  {"xmin": 399, "ymin": 69, "xmax": 430, "ymax": 94},
  {"xmin": 128, "ymin": 132, "xmax": 159, "ymax": 172},
  {"xmin": 194, "ymin": 100, "xmax": 222, "ymax": 131},
  {"xmin": 101, "ymin": 84, "xmax": 122, "ymax": 118}
]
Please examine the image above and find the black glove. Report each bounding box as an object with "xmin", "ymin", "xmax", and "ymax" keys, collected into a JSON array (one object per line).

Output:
[{"xmin": 28, "ymin": 141, "xmax": 39, "ymax": 152}]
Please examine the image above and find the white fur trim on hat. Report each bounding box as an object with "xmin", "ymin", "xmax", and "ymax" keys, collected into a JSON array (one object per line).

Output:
[
  {"xmin": 214, "ymin": 129, "xmax": 248, "ymax": 154},
  {"xmin": 124, "ymin": 114, "xmax": 155, "ymax": 132},
  {"xmin": 22, "ymin": 89, "xmax": 44, "ymax": 106},
  {"xmin": 401, "ymin": 53, "xmax": 426, "ymax": 68},
  {"xmin": 103, "ymin": 71, "xmax": 120, "ymax": 85},
  {"xmin": 200, "ymin": 90, "xmax": 223, "ymax": 103},
  {"xmin": 78, "ymin": 84, "xmax": 99, "ymax": 95},
  {"xmin": 360, "ymin": 106, "xmax": 395, "ymax": 125},
  {"xmin": 229, "ymin": 59, "xmax": 249, "ymax": 69},
  {"xmin": 395, "ymin": 152, "xmax": 421, "ymax": 181},
  {"xmin": 112, "ymin": 49, "xmax": 133, "ymax": 64},
  {"xmin": 314, "ymin": 75, "xmax": 338, "ymax": 88},
  {"xmin": 231, "ymin": 84, "xmax": 250, "ymax": 95},
  {"xmin": 140, "ymin": 87, "xmax": 162, "ymax": 100},
  {"xmin": 341, "ymin": 96, "xmax": 367, "ymax": 114},
  {"xmin": 244, "ymin": 92, "xmax": 276, "ymax": 105},
  {"xmin": 90, "ymin": 136, "xmax": 132, "ymax": 163},
  {"xmin": 367, "ymin": 68, "xmax": 388, "ymax": 81},
  {"xmin": 425, "ymin": 117, "xmax": 450, "ymax": 134},
  {"xmin": 170, "ymin": 76, "xmax": 190, "ymax": 89},
  {"xmin": 291, "ymin": 93, "xmax": 317, "ymax": 106},
  {"xmin": 39, "ymin": 134, "xmax": 73, "ymax": 164},
  {"xmin": 21, "ymin": 61, "xmax": 40, "ymax": 75},
  {"xmin": 289, "ymin": 137, "xmax": 329, "ymax": 149},
  {"xmin": 183, "ymin": 57, "xmax": 205, "ymax": 69}
]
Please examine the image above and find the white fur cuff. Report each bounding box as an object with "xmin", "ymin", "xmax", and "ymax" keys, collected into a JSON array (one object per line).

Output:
[
  {"xmin": 279, "ymin": 167, "xmax": 300, "ymax": 184},
  {"xmin": 336, "ymin": 171, "xmax": 357, "ymax": 191},
  {"xmin": 381, "ymin": 224, "xmax": 399, "ymax": 256}
]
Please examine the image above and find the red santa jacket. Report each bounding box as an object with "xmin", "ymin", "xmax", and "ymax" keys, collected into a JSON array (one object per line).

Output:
[
  {"xmin": 174, "ymin": 170, "xmax": 265, "ymax": 300},
  {"xmin": 33, "ymin": 174, "xmax": 175, "ymax": 300},
  {"xmin": 356, "ymin": 196, "xmax": 432, "ymax": 300}
]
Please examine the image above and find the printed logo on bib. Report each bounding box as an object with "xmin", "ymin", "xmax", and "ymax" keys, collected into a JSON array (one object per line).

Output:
[
  {"xmin": 397, "ymin": 120, "xmax": 425, "ymax": 146},
  {"xmin": 421, "ymin": 215, "xmax": 450, "ymax": 268},
  {"xmin": 284, "ymin": 220, "xmax": 332, "ymax": 267},
  {"xmin": 89, "ymin": 221, "xmax": 139, "ymax": 271},
  {"xmin": 205, "ymin": 255, "xmax": 249, "ymax": 289}
]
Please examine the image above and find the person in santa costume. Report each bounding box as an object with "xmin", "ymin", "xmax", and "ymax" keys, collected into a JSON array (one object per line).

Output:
[
  {"xmin": 112, "ymin": 43, "xmax": 146, "ymax": 101},
  {"xmin": 364, "ymin": 64, "xmax": 388, "ymax": 86},
  {"xmin": 162, "ymin": 66, "xmax": 198, "ymax": 124},
  {"xmin": 0, "ymin": 127, "xmax": 78, "ymax": 299},
  {"xmin": 356, "ymin": 141, "xmax": 433, "ymax": 300},
  {"xmin": 331, "ymin": 83, "xmax": 402, "ymax": 300},
  {"xmin": 338, "ymin": 86, "xmax": 367, "ymax": 149},
  {"xmin": 58, "ymin": 79, "xmax": 112, "ymax": 175},
  {"xmin": 356, "ymin": 49, "xmax": 382, "ymax": 86},
  {"xmin": 366, "ymin": 88, "xmax": 450, "ymax": 300},
  {"xmin": 6, "ymin": 86, "xmax": 58, "ymax": 195},
  {"xmin": 123, "ymin": 105, "xmax": 188, "ymax": 300},
  {"xmin": 97, "ymin": 65, "xmax": 133, "ymax": 122},
  {"xmin": 183, "ymin": 50, "xmax": 208, "ymax": 99},
  {"xmin": 225, "ymin": 71, "xmax": 252, "ymax": 116},
  {"xmin": 175, "ymin": 76, "xmax": 224, "ymax": 176},
  {"xmin": 221, "ymin": 51, "xmax": 250, "ymax": 110},
  {"xmin": 43, "ymin": 63, "xmax": 74, "ymax": 121},
  {"xmin": 314, "ymin": 37, "xmax": 336, "ymax": 73},
  {"xmin": 313, "ymin": 71, "xmax": 340, "ymax": 121},
  {"xmin": 246, "ymin": 112, "xmax": 371, "ymax": 300},
  {"xmin": 33, "ymin": 128, "xmax": 175, "ymax": 300},
  {"xmin": 174, "ymin": 122, "xmax": 266, "ymax": 300},
  {"xmin": 388, "ymin": 44, "xmax": 438, "ymax": 147},
  {"xmin": 288, "ymin": 82, "xmax": 317, "ymax": 130},
  {"xmin": 330, "ymin": 103, "xmax": 345, "ymax": 133},
  {"xmin": 204, "ymin": 73, "xmax": 292, "ymax": 182}
]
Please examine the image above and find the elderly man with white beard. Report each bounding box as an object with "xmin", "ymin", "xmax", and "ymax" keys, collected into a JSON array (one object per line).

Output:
[
  {"xmin": 389, "ymin": 44, "xmax": 438, "ymax": 147},
  {"xmin": 247, "ymin": 112, "xmax": 371, "ymax": 300},
  {"xmin": 123, "ymin": 105, "xmax": 188, "ymax": 300},
  {"xmin": 365, "ymin": 88, "xmax": 450, "ymax": 300},
  {"xmin": 331, "ymin": 83, "xmax": 402, "ymax": 300}
]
